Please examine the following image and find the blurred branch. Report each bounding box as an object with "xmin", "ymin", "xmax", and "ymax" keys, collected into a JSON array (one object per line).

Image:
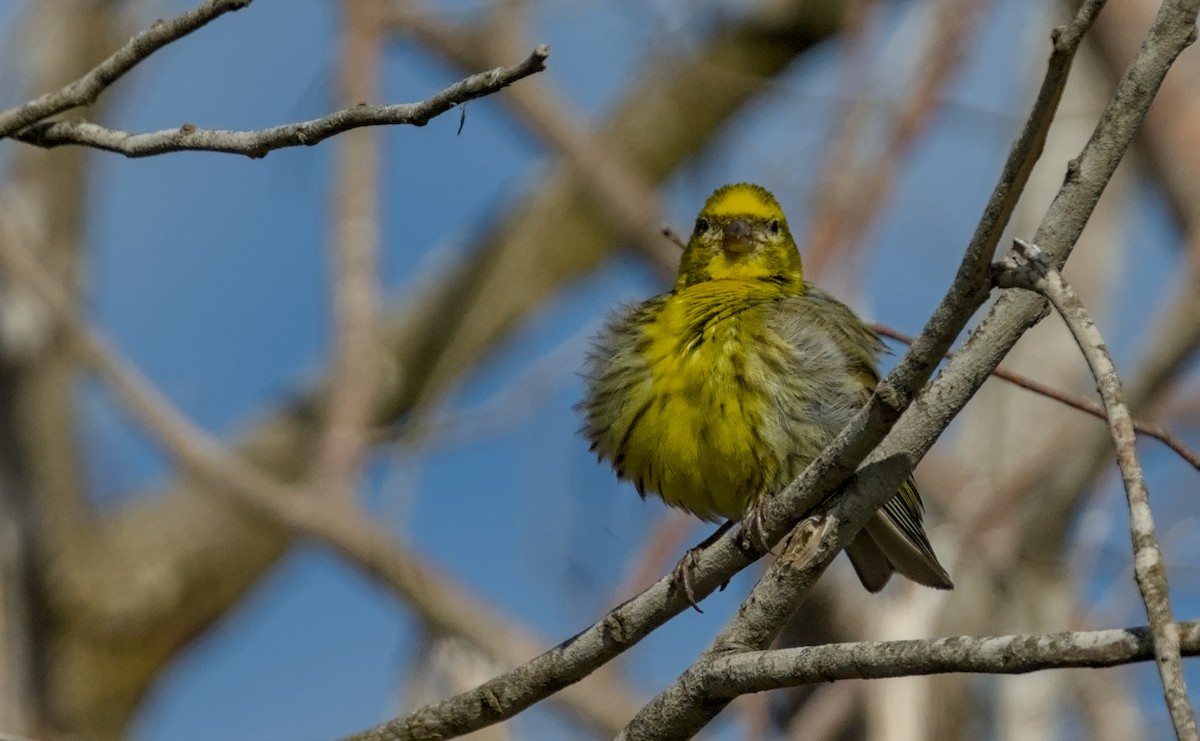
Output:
[
  {"xmin": 781, "ymin": 681, "xmax": 861, "ymax": 741},
  {"xmin": 804, "ymin": 0, "xmax": 980, "ymax": 279},
  {"xmin": 699, "ymin": 620, "xmax": 1200, "ymax": 695},
  {"xmin": 0, "ymin": 191, "xmax": 641, "ymax": 738},
  {"xmin": 1012, "ymin": 227, "xmax": 1200, "ymax": 569},
  {"xmin": 873, "ymin": 323, "xmax": 1200, "ymax": 470},
  {"xmin": 1072, "ymin": 664, "xmax": 1148, "ymax": 741},
  {"xmin": 13, "ymin": 46, "xmax": 551, "ymax": 158},
  {"xmin": 399, "ymin": 323, "xmax": 593, "ymax": 448},
  {"xmin": 315, "ymin": 0, "xmax": 385, "ymax": 495},
  {"xmin": 994, "ymin": 238, "xmax": 1196, "ymax": 738},
  {"xmin": 0, "ymin": 2, "xmax": 133, "ymax": 736},
  {"xmin": 1087, "ymin": 0, "xmax": 1200, "ymax": 254},
  {"xmin": 0, "ymin": 0, "xmax": 251, "ymax": 138}
]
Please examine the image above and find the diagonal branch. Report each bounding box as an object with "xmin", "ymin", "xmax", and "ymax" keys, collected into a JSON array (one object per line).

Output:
[
  {"xmin": 0, "ymin": 0, "xmax": 253, "ymax": 138},
  {"xmin": 13, "ymin": 46, "xmax": 550, "ymax": 158},
  {"xmin": 994, "ymin": 239, "xmax": 1197, "ymax": 740}
]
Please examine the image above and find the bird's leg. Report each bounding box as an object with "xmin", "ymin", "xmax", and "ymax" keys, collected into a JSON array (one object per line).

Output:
[{"xmin": 672, "ymin": 520, "xmax": 734, "ymax": 612}]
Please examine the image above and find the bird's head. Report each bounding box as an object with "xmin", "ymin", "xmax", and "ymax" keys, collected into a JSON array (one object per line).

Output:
[{"xmin": 675, "ymin": 183, "xmax": 804, "ymax": 291}]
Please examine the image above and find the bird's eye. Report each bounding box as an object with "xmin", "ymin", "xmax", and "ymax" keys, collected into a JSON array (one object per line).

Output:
[
  {"xmin": 768, "ymin": 219, "xmax": 781, "ymax": 235},
  {"xmin": 696, "ymin": 217, "xmax": 710, "ymax": 233}
]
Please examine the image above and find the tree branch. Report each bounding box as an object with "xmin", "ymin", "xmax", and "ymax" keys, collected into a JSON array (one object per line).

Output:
[
  {"xmin": 700, "ymin": 620, "xmax": 1200, "ymax": 695},
  {"xmin": 994, "ymin": 239, "xmax": 1197, "ymax": 739},
  {"xmin": 0, "ymin": 0, "xmax": 252, "ymax": 138},
  {"xmin": 12, "ymin": 46, "xmax": 550, "ymax": 158}
]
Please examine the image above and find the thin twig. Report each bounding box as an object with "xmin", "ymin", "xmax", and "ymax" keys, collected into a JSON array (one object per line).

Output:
[
  {"xmin": 398, "ymin": 323, "xmax": 595, "ymax": 448},
  {"xmin": 701, "ymin": 620, "xmax": 1200, "ymax": 695},
  {"xmin": 994, "ymin": 239, "xmax": 1197, "ymax": 740},
  {"xmin": 0, "ymin": 0, "xmax": 253, "ymax": 137},
  {"xmin": 872, "ymin": 323, "xmax": 1200, "ymax": 470},
  {"xmin": 661, "ymin": 224, "xmax": 687, "ymax": 249},
  {"xmin": 13, "ymin": 46, "xmax": 551, "ymax": 158}
]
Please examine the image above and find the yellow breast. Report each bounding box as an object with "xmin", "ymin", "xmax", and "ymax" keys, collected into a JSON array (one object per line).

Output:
[{"xmin": 619, "ymin": 282, "xmax": 783, "ymax": 521}]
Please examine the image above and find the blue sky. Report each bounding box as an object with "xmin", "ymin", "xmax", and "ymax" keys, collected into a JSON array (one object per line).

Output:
[{"xmin": 4, "ymin": 0, "xmax": 1197, "ymax": 738}]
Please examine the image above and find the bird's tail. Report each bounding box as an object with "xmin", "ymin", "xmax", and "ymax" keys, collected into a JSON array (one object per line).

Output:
[{"xmin": 844, "ymin": 476, "xmax": 953, "ymax": 592}]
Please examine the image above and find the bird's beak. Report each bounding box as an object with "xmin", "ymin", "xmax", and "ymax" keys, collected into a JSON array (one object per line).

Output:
[{"xmin": 722, "ymin": 219, "xmax": 754, "ymax": 254}]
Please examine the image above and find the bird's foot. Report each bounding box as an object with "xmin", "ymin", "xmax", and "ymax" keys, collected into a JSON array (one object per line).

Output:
[{"xmin": 670, "ymin": 521, "xmax": 735, "ymax": 612}]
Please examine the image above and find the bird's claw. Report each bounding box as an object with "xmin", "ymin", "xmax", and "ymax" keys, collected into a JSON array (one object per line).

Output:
[
  {"xmin": 669, "ymin": 520, "xmax": 738, "ymax": 612},
  {"xmin": 671, "ymin": 548, "xmax": 704, "ymax": 613}
]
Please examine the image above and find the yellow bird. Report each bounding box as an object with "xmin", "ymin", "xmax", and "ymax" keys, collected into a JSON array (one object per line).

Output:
[{"xmin": 580, "ymin": 183, "xmax": 952, "ymax": 596}]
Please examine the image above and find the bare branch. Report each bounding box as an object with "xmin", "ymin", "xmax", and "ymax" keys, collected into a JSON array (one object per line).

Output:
[
  {"xmin": 700, "ymin": 621, "xmax": 1200, "ymax": 695},
  {"xmin": 0, "ymin": 0, "xmax": 252, "ymax": 138},
  {"xmin": 994, "ymin": 239, "xmax": 1197, "ymax": 739},
  {"xmin": 12, "ymin": 46, "xmax": 551, "ymax": 158}
]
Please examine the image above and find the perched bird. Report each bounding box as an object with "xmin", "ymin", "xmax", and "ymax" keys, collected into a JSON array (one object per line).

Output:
[{"xmin": 580, "ymin": 183, "xmax": 952, "ymax": 597}]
